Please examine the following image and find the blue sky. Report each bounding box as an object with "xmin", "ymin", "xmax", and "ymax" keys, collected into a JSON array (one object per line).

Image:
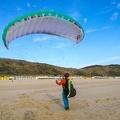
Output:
[{"xmin": 0, "ymin": 0, "xmax": 120, "ymax": 68}]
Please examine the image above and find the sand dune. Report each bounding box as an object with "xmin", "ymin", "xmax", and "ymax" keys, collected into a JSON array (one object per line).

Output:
[{"xmin": 0, "ymin": 78, "xmax": 120, "ymax": 120}]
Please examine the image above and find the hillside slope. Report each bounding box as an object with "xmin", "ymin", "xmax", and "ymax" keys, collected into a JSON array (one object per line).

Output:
[{"xmin": 0, "ymin": 58, "xmax": 120, "ymax": 76}]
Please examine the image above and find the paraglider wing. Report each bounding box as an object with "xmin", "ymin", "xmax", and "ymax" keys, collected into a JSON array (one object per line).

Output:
[{"xmin": 2, "ymin": 10, "xmax": 84, "ymax": 48}]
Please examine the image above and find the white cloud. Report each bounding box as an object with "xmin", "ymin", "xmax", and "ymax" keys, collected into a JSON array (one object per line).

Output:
[
  {"xmin": 70, "ymin": 11, "xmax": 80, "ymax": 20},
  {"xmin": 102, "ymin": 26, "xmax": 113, "ymax": 29},
  {"xmin": 86, "ymin": 29, "xmax": 97, "ymax": 33},
  {"xmin": 100, "ymin": 2, "xmax": 120, "ymax": 14},
  {"xmin": 79, "ymin": 56, "xmax": 120, "ymax": 68},
  {"xmin": 110, "ymin": 12, "xmax": 119, "ymax": 20},
  {"xmin": 33, "ymin": 35, "xmax": 68, "ymax": 49},
  {"xmin": 83, "ymin": 18, "xmax": 87, "ymax": 23},
  {"xmin": 33, "ymin": 35, "xmax": 52, "ymax": 42},
  {"xmin": 117, "ymin": 3, "xmax": 120, "ymax": 8},
  {"xmin": 96, "ymin": 57, "xmax": 120, "ymax": 64},
  {"xmin": 112, "ymin": 1, "xmax": 116, "ymax": 5},
  {"xmin": 86, "ymin": 26, "xmax": 112, "ymax": 33},
  {"xmin": 100, "ymin": 8, "xmax": 113, "ymax": 14},
  {"xmin": 16, "ymin": 7, "xmax": 23, "ymax": 11},
  {"xmin": 89, "ymin": 56, "xmax": 120, "ymax": 65},
  {"xmin": 56, "ymin": 42, "xmax": 67, "ymax": 49},
  {"xmin": 27, "ymin": 3, "xmax": 30, "ymax": 8}
]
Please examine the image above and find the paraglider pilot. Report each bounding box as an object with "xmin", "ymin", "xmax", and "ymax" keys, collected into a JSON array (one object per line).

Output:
[{"xmin": 56, "ymin": 73, "xmax": 71, "ymax": 110}]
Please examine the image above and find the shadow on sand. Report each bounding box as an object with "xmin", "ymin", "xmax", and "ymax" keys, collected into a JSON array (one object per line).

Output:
[{"xmin": 46, "ymin": 93, "xmax": 63, "ymax": 108}]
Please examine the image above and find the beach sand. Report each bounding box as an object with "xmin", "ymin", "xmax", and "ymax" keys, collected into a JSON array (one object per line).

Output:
[{"xmin": 0, "ymin": 78, "xmax": 120, "ymax": 120}]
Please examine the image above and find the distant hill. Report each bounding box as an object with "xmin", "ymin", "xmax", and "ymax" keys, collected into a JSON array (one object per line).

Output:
[
  {"xmin": 0, "ymin": 58, "xmax": 120, "ymax": 76},
  {"xmin": 0, "ymin": 58, "xmax": 76, "ymax": 76},
  {"xmin": 77, "ymin": 65, "xmax": 120, "ymax": 76}
]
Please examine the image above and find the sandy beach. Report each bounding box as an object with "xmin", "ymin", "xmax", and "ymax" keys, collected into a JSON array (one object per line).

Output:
[{"xmin": 0, "ymin": 78, "xmax": 120, "ymax": 120}]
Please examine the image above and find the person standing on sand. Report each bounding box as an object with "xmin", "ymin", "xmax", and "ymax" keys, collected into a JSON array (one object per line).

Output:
[{"xmin": 56, "ymin": 73, "xmax": 71, "ymax": 110}]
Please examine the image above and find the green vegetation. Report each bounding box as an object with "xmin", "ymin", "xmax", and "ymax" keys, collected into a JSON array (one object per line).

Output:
[{"xmin": 0, "ymin": 58, "xmax": 120, "ymax": 76}]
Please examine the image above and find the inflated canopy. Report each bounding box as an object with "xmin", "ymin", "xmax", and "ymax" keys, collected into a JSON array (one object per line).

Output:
[{"xmin": 2, "ymin": 10, "xmax": 84, "ymax": 48}]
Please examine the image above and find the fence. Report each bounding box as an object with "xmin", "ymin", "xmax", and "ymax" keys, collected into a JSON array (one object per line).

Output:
[{"xmin": 0, "ymin": 76, "xmax": 9, "ymax": 80}]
